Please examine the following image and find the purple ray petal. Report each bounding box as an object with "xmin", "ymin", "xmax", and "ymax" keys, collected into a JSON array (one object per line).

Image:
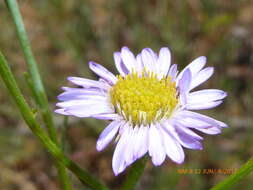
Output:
[
  {"xmin": 57, "ymin": 89, "xmax": 106, "ymax": 101},
  {"xmin": 91, "ymin": 113, "xmax": 120, "ymax": 120},
  {"xmin": 56, "ymin": 95, "xmax": 108, "ymax": 108},
  {"xmin": 141, "ymin": 48, "xmax": 156, "ymax": 73},
  {"xmin": 161, "ymin": 122, "xmax": 203, "ymax": 150},
  {"xmin": 133, "ymin": 125, "xmax": 148, "ymax": 159},
  {"xmin": 175, "ymin": 128, "xmax": 203, "ymax": 150},
  {"xmin": 168, "ymin": 64, "xmax": 178, "ymax": 81},
  {"xmin": 148, "ymin": 125, "xmax": 166, "ymax": 166},
  {"xmin": 176, "ymin": 125, "xmax": 203, "ymax": 140},
  {"xmin": 89, "ymin": 61, "xmax": 117, "ymax": 84},
  {"xmin": 188, "ymin": 89, "xmax": 227, "ymax": 104},
  {"xmin": 176, "ymin": 110, "xmax": 227, "ymax": 128},
  {"xmin": 121, "ymin": 47, "xmax": 137, "ymax": 73},
  {"xmin": 160, "ymin": 126, "xmax": 185, "ymax": 164},
  {"xmin": 112, "ymin": 124, "xmax": 130, "ymax": 175},
  {"xmin": 186, "ymin": 100, "xmax": 223, "ymax": 110},
  {"xmin": 136, "ymin": 53, "xmax": 144, "ymax": 73},
  {"xmin": 55, "ymin": 109, "xmax": 69, "ymax": 115},
  {"xmin": 189, "ymin": 67, "xmax": 214, "ymax": 90},
  {"xmin": 124, "ymin": 126, "xmax": 138, "ymax": 166},
  {"xmin": 96, "ymin": 120, "xmax": 124, "ymax": 151},
  {"xmin": 194, "ymin": 126, "xmax": 222, "ymax": 135},
  {"xmin": 157, "ymin": 47, "xmax": 171, "ymax": 76},
  {"xmin": 114, "ymin": 52, "xmax": 129, "ymax": 76},
  {"xmin": 177, "ymin": 56, "xmax": 206, "ymax": 80},
  {"xmin": 178, "ymin": 68, "xmax": 192, "ymax": 105},
  {"xmin": 63, "ymin": 103, "xmax": 114, "ymax": 117},
  {"xmin": 67, "ymin": 77, "xmax": 111, "ymax": 90}
]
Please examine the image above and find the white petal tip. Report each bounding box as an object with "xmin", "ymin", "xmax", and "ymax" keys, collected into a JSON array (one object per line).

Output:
[
  {"xmin": 221, "ymin": 124, "xmax": 228, "ymax": 128},
  {"xmin": 199, "ymin": 56, "xmax": 207, "ymax": 62},
  {"xmin": 195, "ymin": 145, "xmax": 204, "ymax": 150},
  {"xmin": 113, "ymin": 167, "xmax": 125, "ymax": 176},
  {"xmin": 88, "ymin": 61, "xmax": 96, "ymax": 67},
  {"xmin": 208, "ymin": 67, "xmax": 214, "ymax": 73},
  {"xmin": 152, "ymin": 159, "xmax": 165, "ymax": 166},
  {"xmin": 161, "ymin": 47, "xmax": 169, "ymax": 50},
  {"xmin": 67, "ymin": 76, "xmax": 77, "ymax": 82},
  {"xmin": 174, "ymin": 159, "xmax": 184, "ymax": 164},
  {"xmin": 67, "ymin": 76, "xmax": 73, "ymax": 81},
  {"xmin": 113, "ymin": 171, "xmax": 120, "ymax": 176},
  {"xmin": 223, "ymin": 91, "xmax": 228, "ymax": 98},
  {"xmin": 96, "ymin": 144, "xmax": 103, "ymax": 152},
  {"xmin": 61, "ymin": 87, "xmax": 68, "ymax": 91},
  {"xmin": 122, "ymin": 46, "xmax": 129, "ymax": 51},
  {"xmin": 55, "ymin": 109, "xmax": 68, "ymax": 115},
  {"xmin": 113, "ymin": 52, "xmax": 121, "ymax": 58},
  {"xmin": 55, "ymin": 102, "xmax": 63, "ymax": 107}
]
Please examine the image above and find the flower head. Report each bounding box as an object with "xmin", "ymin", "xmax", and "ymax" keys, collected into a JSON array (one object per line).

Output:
[{"xmin": 56, "ymin": 47, "xmax": 228, "ymax": 175}]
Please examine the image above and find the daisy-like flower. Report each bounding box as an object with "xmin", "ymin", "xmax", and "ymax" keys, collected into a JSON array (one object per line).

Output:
[{"xmin": 55, "ymin": 47, "xmax": 227, "ymax": 175}]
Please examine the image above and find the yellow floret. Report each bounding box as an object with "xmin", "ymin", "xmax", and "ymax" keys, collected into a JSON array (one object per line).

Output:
[{"xmin": 110, "ymin": 71, "xmax": 178, "ymax": 125}]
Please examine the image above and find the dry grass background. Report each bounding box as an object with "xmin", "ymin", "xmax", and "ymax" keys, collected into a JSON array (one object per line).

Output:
[{"xmin": 0, "ymin": 0, "xmax": 253, "ymax": 189}]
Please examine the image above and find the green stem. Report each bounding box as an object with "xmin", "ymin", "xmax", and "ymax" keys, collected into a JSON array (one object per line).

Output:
[
  {"xmin": 4, "ymin": 0, "xmax": 72, "ymax": 189},
  {"xmin": 0, "ymin": 52, "xmax": 109, "ymax": 190},
  {"xmin": 5, "ymin": 0, "xmax": 57, "ymax": 145},
  {"xmin": 211, "ymin": 157, "xmax": 253, "ymax": 190},
  {"xmin": 61, "ymin": 117, "xmax": 70, "ymax": 152},
  {"xmin": 24, "ymin": 72, "xmax": 40, "ymax": 106},
  {"xmin": 121, "ymin": 156, "xmax": 148, "ymax": 190}
]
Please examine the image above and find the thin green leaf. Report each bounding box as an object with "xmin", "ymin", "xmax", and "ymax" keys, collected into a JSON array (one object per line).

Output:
[
  {"xmin": 211, "ymin": 157, "xmax": 253, "ymax": 190},
  {"xmin": 121, "ymin": 156, "xmax": 148, "ymax": 190}
]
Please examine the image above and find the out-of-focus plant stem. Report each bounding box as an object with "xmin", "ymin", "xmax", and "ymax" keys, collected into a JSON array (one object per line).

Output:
[
  {"xmin": 211, "ymin": 157, "xmax": 253, "ymax": 190},
  {"xmin": 4, "ymin": 0, "xmax": 72, "ymax": 189},
  {"xmin": 0, "ymin": 53, "xmax": 110, "ymax": 190},
  {"xmin": 121, "ymin": 156, "xmax": 148, "ymax": 190},
  {"xmin": 61, "ymin": 117, "xmax": 70, "ymax": 152}
]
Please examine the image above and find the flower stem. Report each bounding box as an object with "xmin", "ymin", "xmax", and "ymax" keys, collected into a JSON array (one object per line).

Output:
[
  {"xmin": 121, "ymin": 156, "xmax": 148, "ymax": 190},
  {"xmin": 0, "ymin": 52, "xmax": 109, "ymax": 190},
  {"xmin": 61, "ymin": 117, "xmax": 70, "ymax": 152},
  {"xmin": 4, "ymin": 0, "xmax": 72, "ymax": 189},
  {"xmin": 211, "ymin": 157, "xmax": 253, "ymax": 190}
]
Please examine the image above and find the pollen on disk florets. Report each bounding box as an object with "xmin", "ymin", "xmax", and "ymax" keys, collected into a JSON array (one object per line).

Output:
[{"xmin": 110, "ymin": 71, "xmax": 178, "ymax": 125}]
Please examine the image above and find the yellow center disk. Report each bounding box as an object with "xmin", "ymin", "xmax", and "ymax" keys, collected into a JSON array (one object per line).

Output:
[{"xmin": 110, "ymin": 71, "xmax": 178, "ymax": 125}]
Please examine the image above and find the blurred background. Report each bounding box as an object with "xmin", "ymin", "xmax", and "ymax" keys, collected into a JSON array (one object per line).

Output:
[{"xmin": 0, "ymin": 0, "xmax": 253, "ymax": 189}]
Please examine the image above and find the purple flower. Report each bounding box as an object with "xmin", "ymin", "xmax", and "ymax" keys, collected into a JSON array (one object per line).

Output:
[{"xmin": 55, "ymin": 47, "xmax": 227, "ymax": 175}]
